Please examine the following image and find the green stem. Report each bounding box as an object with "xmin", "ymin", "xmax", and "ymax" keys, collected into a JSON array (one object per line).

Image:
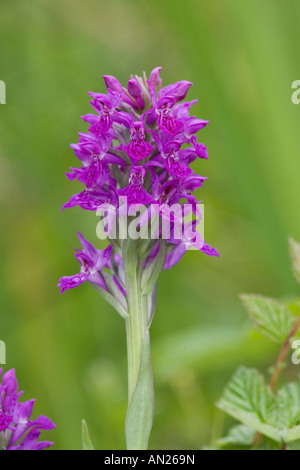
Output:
[
  {"xmin": 123, "ymin": 239, "xmax": 154, "ymax": 450},
  {"xmin": 125, "ymin": 264, "xmax": 148, "ymax": 398},
  {"xmin": 269, "ymin": 312, "xmax": 300, "ymax": 391}
]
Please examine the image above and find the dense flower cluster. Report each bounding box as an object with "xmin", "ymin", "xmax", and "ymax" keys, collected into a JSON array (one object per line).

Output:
[
  {"xmin": 0, "ymin": 369, "xmax": 55, "ymax": 450},
  {"xmin": 59, "ymin": 67, "xmax": 219, "ymax": 295}
]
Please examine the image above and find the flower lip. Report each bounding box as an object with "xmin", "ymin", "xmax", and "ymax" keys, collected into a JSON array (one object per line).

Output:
[
  {"xmin": 0, "ymin": 412, "xmax": 12, "ymax": 432},
  {"xmin": 124, "ymin": 122, "xmax": 154, "ymax": 162}
]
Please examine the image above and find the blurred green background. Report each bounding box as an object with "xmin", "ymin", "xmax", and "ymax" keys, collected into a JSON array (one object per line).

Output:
[{"xmin": 1, "ymin": 0, "xmax": 300, "ymax": 450}]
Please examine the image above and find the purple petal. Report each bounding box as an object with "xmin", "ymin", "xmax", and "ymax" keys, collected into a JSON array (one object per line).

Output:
[
  {"xmin": 149, "ymin": 67, "xmax": 162, "ymax": 88},
  {"xmin": 58, "ymin": 273, "xmax": 88, "ymax": 294},
  {"xmin": 103, "ymin": 75, "xmax": 123, "ymax": 94}
]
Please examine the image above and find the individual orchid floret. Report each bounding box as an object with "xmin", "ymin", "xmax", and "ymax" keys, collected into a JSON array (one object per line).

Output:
[
  {"xmin": 103, "ymin": 75, "xmax": 123, "ymax": 94},
  {"xmin": 0, "ymin": 413, "xmax": 12, "ymax": 431},
  {"xmin": 127, "ymin": 75, "xmax": 152, "ymax": 110},
  {"xmin": 0, "ymin": 368, "xmax": 55, "ymax": 451},
  {"xmin": 89, "ymin": 90, "xmax": 121, "ymax": 136},
  {"xmin": 180, "ymin": 117, "xmax": 209, "ymax": 144},
  {"xmin": 102, "ymin": 74, "xmax": 138, "ymax": 110},
  {"xmin": 67, "ymin": 138, "xmax": 111, "ymax": 188},
  {"xmin": 165, "ymin": 229, "xmax": 220, "ymax": 270},
  {"xmin": 119, "ymin": 166, "xmax": 153, "ymax": 206},
  {"xmin": 149, "ymin": 66, "xmax": 162, "ymax": 88},
  {"xmin": 83, "ymin": 89, "xmax": 133, "ymax": 137},
  {"xmin": 67, "ymin": 135, "xmax": 126, "ymax": 189},
  {"xmin": 58, "ymin": 233, "xmax": 112, "ymax": 294},
  {"xmin": 145, "ymin": 82, "xmax": 183, "ymax": 136},
  {"xmin": 157, "ymin": 107, "xmax": 183, "ymax": 136},
  {"xmin": 146, "ymin": 80, "xmax": 193, "ymax": 136},
  {"xmin": 191, "ymin": 138, "xmax": 208, "ymax": 159},
  {"xmin": 172, "ymin": 99, "xmax": 198, "ymax": 120},
  {"xmin": 147, "ymin": 130, "xmax": 192, "ymax": 178},
  {"xmin": 158, "ymin": 80, "xmax": 193, "ymax": 103},
  {"xmin": 61, "ymin": 185, "xmax": 118, "ymax": 212},
  {"xmin": 127, "ymin": 79, "xmax": 145, "ymax": 110},
  {"xmin": 124, "ymin": 121, "xmax": 154, "ymax": 162}
]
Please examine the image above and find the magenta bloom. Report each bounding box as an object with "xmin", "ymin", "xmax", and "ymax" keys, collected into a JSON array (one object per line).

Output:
[
  {"xmin": 124, "ymin": 122, "xmax": 154, "ymax": 162},
  {"xmin": 58, "ymin": 233, "xmax": 113, "ymax": 294},
  {"xmin": 119, "ymin": 166, "xmax": 153, "ymax": 206},
  {"xmin": 0, "ymin": 369, "xmax": 55, "ymax": 451},
  {"xmin": 60, "ymin": 67, "xmax": 219, "ymax": 295}
]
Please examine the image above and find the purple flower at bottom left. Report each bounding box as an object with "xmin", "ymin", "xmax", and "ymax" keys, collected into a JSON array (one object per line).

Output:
[{"xmin": 0, "ymin": 368, "xmax": 55, "ymax": 450}]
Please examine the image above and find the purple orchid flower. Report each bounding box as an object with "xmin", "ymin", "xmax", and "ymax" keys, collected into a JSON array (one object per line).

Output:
[
  {"xmin": 119, "ymin": 166, "xmax": 153, "ymax": 206},
  {"xmin": 0, "ymin": 368, "xmax": 55, "ymax": 451},
  {"xmin": 67, "ymin": 134, "xmax": 127, "ymax": 188},
  {"xmin": 61, "ymin": 65, "xmax": 219, "ymax": 287},
  {"xmin": 124, "ymin": 122, "xmax": 154, "ymax": 162},
  {"xmin": 58, "ymin": 232, "xmax": 113, "ymax": 294},
  {"xmin": 146, "ymin": 129, "xmax": 193, "ymax": 178},
  {"xmin": 145, "ymin": 80, "xmax": 193, "ymax": 136},
  {"xmin": 61, "ymin": 185, "xmax": 118, "ymax": 212},
  {"xmin": 102, "ymin": 75, "xmax": 139, "ymax": 111},
  {"xmin": 165, "ymin": 225, "xmax": 220, "ymax": 270},
  {"xmin": 149, "ymin": 67, "xmax": 162, "ymax": 89},
  {"xmin": 127, "ymin": 79, "xmax": 145, "ymax": 110},
  {"xmin": 82, "ymin": 89, "xmax": 133, "ymax": 137}
]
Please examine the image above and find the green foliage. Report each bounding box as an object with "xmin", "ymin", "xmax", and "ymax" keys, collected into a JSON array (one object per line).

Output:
[
  {"xmin": 217, "ymin": 367, "xmax": 300, "ymax": 446},
  {"xmin": 213, "ymin": 239, "xmax": 300, "ymax": 450},
  {"xmin": 240, "ymin": 295, "xmax": 295, "ymax": 343},
  {"xmin": 216, "ymin": 425, "xmax": 256, "ymax": 449},
  {"xmin": 287, "ymin": 440, "xmax": 300, "ymax": 450}
]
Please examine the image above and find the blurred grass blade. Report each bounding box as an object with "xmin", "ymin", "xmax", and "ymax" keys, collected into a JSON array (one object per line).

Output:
[{"xmin": 82, "ymin": 420, "xmax": 95, "ymax": 451}]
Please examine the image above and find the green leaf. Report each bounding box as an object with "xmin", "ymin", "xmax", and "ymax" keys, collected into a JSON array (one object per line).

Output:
[
  {"xmin": 277, "ymin": 382, "xmax": 300, "ymax": 429},
  {"xmin": 240, "ymin": 294, "xmax": 294, "ymax": 343},
  {"xmin": 276, "ymin": 382, "xmax": 300, "ymax": 443},
  {"xmin": 82, "ymin": 420, "xmax": 95, "ymax": 451},
  {"xmin": 289, "ymin": 238, "xmax": 300, "ymax": 284},
  {"xmin": 216, "ymin": 425, "xmax": 256, "ymax": 448},
  {"xmin": 217, "ymin": 367, "xmax": 280, "ymax": 442},
  {"xmin": 141, "ymin": 241, "xmax": 167, "ymax": 296},
  {"xmin": 287, "ymin": 439, "xmax": 300, "ymax": 450},
  {"xmin": 202, "ymin": 445, "xmax": 220, "ymax": 450},
  {"xmin": 101, "ymin": 270, "xmax": 128, "ymax": 312},
  {"xmin": 125, "ymin": 332, "xmax": 154, "ymax": 450},
  {"xmin": 217, "ymin": 368, "xmax": 300, "ymax": 444},
  {"xmin": 284, "ymin": 426, "xmax": 300, "ymax": 443},
  {"xmin": 91, "ymin": 284, "xmax": 128, "ymax": 320}
]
